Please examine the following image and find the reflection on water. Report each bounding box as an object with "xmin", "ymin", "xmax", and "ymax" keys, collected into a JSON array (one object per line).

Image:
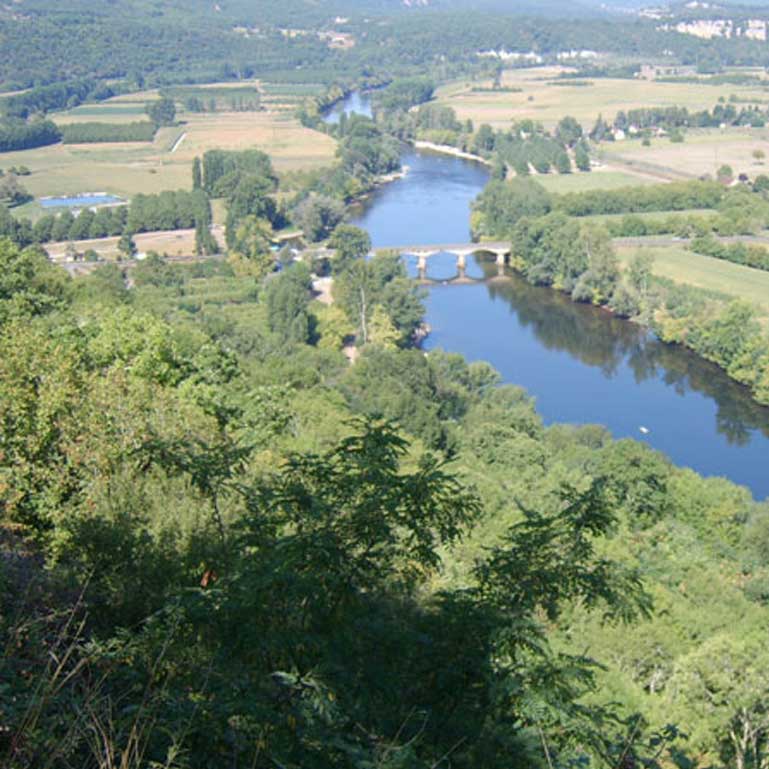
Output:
[{"xmin": 425, "ymin": 274, "xmax": 769, "ymax": 498}]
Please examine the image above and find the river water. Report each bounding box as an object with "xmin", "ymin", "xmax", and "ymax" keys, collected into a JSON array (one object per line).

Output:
[{"xmin": 328, "ymin": 92, "xmax": 769, "ymax": 499}]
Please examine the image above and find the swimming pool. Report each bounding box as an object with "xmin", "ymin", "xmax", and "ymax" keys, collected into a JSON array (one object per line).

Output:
[{"xmin": 40, "ymin": 193, "xmax": 125, "ymax": 209}]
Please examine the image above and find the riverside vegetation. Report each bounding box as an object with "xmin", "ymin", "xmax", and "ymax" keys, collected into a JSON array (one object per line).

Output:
[{"xmin": 472, "ymin": 176, "xmax": 769, "ymax": 406}]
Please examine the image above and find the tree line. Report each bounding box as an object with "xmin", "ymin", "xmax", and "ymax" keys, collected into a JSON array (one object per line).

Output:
[
  {"xmin": 0, "ymin": 189, "xmax": 212, "ymax": 248},
  {"xmin": 0, "ymin": 119, "xmax": 61, "ymax": 152},
  {"xmin": 690, "ymin": 233, "xmax": 769, "ymax": 272},
  {"xmin": 604, "ymin": 101, "xmax": 769, "ymax": 135},
  {"xmin": 555, "ymin": 179, "xmax": 726, "ymax": 217}
]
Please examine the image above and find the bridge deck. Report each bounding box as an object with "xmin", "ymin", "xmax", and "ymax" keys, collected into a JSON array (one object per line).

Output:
[{"xmin": 373, "ymin": 242, "xmax": 509, "ymax": 256}]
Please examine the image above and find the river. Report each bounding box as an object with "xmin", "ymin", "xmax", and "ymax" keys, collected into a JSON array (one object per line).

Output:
[{"xmin": 327, "ymin": 92, "xmax": 769, "ymax": 499}]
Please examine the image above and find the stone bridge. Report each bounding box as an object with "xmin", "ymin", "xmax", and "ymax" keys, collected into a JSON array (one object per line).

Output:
[{"xmin": 373, "ymin": 242, "xmax": 511, "ymax": 279}]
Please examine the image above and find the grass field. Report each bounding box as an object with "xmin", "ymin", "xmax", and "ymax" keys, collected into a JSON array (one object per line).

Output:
[
  {"xmin": 3, "ymin": 90, "xmax": 337, "ymax": 213},
  {"xmin": 583, "ymin": 208, "xmax": 717, "ymax": 224},
  {"xmin": 615, "ymin": 242, "xmax": 769, "ymax": 317},
  {"xmin": 601, "ymin": 128, "xmax": 769, "ymax": 180},
  {"xmin": 435, "ymin": 67, "xmax": 769, "ymax": 130},
  {"xmin": 536, "ymin": 169, "xmax": 659, "ymax": 193},
  {"xmin": 53, "ymin": 103, "xmax": 150, "ymax": 125}
]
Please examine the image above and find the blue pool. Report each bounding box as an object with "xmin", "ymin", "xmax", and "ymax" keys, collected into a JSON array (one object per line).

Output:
[{"xmin": 40, "ymin": 193, "xmax": 124, "ymax": 209}]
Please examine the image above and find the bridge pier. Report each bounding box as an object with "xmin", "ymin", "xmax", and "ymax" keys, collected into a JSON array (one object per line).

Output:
[{"xmin": 417, "ymin": 253, "xmax": 427, "ymax": 280}]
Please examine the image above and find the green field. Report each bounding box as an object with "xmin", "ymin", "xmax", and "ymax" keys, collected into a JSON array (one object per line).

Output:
[
  {"xmin": 616, "ymin": 242, "xmax": 769, "ymax": 317},
  {"xmin": 582, "ymin": 208, "xmax": 717, "ymax": 224},
  {"xmin": 54, "ymin": 103, "xmax": 150, "ymax": 124},
  {"xmin": 536, "ymin": 169, "xmax": 659, "ymax": 193}
]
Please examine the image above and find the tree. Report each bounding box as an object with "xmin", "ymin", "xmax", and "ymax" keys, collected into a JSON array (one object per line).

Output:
[
  {"xmin": 192, "ymin": 156, "xmax": 202, "ymax": 189},
  {"xmin": 473, "ymin": 123, "xmax": 496, "ymax": 154},
  {"xmin": 717, "ymin": 164, "xmax": 735, "ymax": 184},
  {"xmin": 0, "ymin": 174, "xmax": 32, "ymax": 206},
  {"xmin": 628, "ymin": 251, "xmax": 654, "ymax": 296},
  {"xmin": 670, "ymin": 634, "xmax": 769, "ymax": 769},
  {"xmin": 117, "ymin": 232, "xmax": 137, "ymax": 260},
  {"xmin": 555, "ymin": 150, "xmax": 572, "ymax": 174},
  {"xmin": 368, "ymin": 305, "xmax": 399, "ymax": 349},
  {"xmin": 314, "ymin": 304, "xmax": 353, "ymax": 350},
  {"xmin": 753, "ymin": 149, "xmax": 766, "ymax": 165},
  {"xmin": 293, "ymin": 194, "xmax": 345, "ymax": 242},
  {"xmin": 334, "ymin": 259, "xmax": 376, "ymax": 345},
  {"xmin": 224, "ymin": 174, "xmax": 278, "ymax": 248},
  {"xmin": 328, "ymin": 224, "xmax": 371, "ymax": 273},
  {"xmin": 555, "ymin": 115, "xmax": 583, "ymax": 147},
  {"xmin": 132, "ymin": 251, "xmax": 182, "ymax": 288},
  {"xmin": 590, "ymin": 114, "xmax": 611, "ymax": 142},
  {"xmin": 229, "ymin": 214, "xmax": 272, "ymax": 258},
  {"xmin": 571, "ymin": 225, "xmax": 619, "ymax": 304},
  {"xmin": 265, "ymin": 263, "xmax": 313, "ymax": 345},
  {"xmin": 333, "ymin": 252, "xmax": 424, "ymax": 348},
  {"xmin": 146, "ymin": 97, "xmax": 176, "ymax": 126},
  {"xmin": 0, "ymin": 238, "xmax": 70, "ymax": 325},
  {"xmin": 194, "ymin": 218, "xmax": 218, "ymax": 256},
  {"xmin": 575, "ymin": 142, "xmax": 591, "ymax": 172}
]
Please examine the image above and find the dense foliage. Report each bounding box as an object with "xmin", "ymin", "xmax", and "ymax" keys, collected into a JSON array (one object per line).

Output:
[
  {"xmin": 2, "ymin": 235, "xmax": 769, "ymax": 769},
  {"xmin": 0, "ymin": 119, "xmax": 61, "ymax": 152}
]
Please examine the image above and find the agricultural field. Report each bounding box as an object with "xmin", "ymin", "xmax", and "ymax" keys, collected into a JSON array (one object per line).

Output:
[
  {"xmin": 615, "ymin": 242, "xmax": 769, "ymax": 318},
  {"xmin": 53, "ymin": 102, "xmax": 150, "ymax": 125},
  {"xmin": 580, "ymin": 208, "xmax": 717, "ymax": 224},
  {"xmin": 435, "ymin": 66, "xmax": 769, "ymax": 130},
  {"xmin": 2, "ymin": 87, "xmax": 336, "ymax": 215},
  {"xmin": 45, "ymin": 225, "xmax": 225, "ymax": 260},
  {"xmin": 601, "ymin": 127, "xmax": 769, "ymax": 181},
  {"xmin": 535, "ymin": 168, "xmax": 660, "ymax": 193}
]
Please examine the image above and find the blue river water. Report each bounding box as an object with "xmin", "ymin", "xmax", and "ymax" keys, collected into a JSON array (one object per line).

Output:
[{"xmin": 328, "ymin": 92, "xmax": 769, "ymax": 499}]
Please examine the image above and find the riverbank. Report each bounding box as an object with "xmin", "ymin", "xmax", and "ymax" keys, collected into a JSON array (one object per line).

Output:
[
  {"xmin": 349, "ymin": 164, "xmax": 410, "ymax": 206},
  {"xmin": 412, "ymin": 140, "xmax": 491, "ymax": 166}
]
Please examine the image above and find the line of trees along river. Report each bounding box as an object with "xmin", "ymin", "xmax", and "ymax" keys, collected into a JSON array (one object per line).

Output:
[{"xmin": 332, "ymin": 92, "xmax": 769, "ymax": 499}]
